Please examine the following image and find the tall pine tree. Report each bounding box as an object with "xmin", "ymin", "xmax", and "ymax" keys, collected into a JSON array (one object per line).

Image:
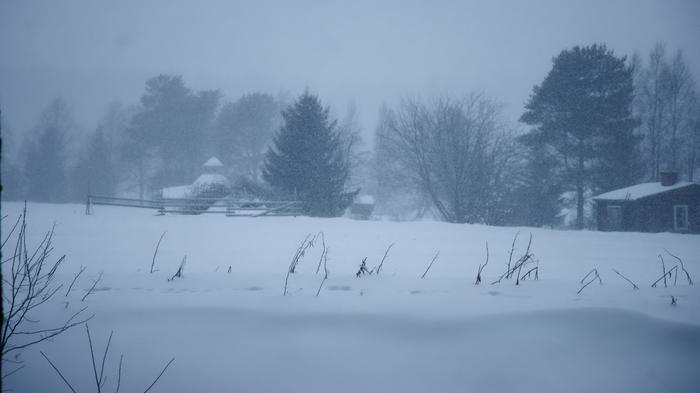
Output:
[
  {"xmin": 521, "ymin": 44, "xmax": 639, "ymax": 229},
  {"xmin": 263, "ymin": 91, "xmax": 351, "ymax": 217}
]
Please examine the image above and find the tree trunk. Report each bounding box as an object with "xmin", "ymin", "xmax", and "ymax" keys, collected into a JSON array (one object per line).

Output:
[{"xmin": 576, "ymin": 146, "xmax": 585, "ymax": 230}]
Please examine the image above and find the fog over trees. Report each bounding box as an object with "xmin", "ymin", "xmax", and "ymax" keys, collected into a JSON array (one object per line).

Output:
[
  {"xmin": 2, "ymin": 39, "xmax": 700, "ymax": 227},
  {"xmin": 1, "ymin": 2, "xmax": 699, "ymax": 228}
]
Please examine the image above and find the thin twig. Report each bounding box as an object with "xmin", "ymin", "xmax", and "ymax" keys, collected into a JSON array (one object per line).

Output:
[
  {"xmin": 420, "ymin": 251, "xmax": 440, "ymax": 279},
  {"xmin": 150, "ymin": 231, "xmax": 167, "ymax": 274},
  {"xmin": 86, "ymin": 325, "xmax": 101, "ymax": 393},
  {"xmin": 612, "ymin": 268, "xmax": 639, "ymax": 290},
  {"xmin": 82, "ymin": 271, "xmax": 104, "ymax": 302},
  {"xmin": 475, "ymin": 241, "xmax": 489, "ymax": 285},
  {"xmin": 40, "ymin": 351, "xmax": 78, "ymax": 393},
  {"xmin": 65, "ymin": 265, "xmax": 87, "ymax": 297},
  {"xmin": 659, "ymin": 255, "xmax": 667, "ymax": 288},
  {"xmin": 142, "ymin": 357, "xmax": 175, "ymax": 393},
  {"xmin": 652, "ymin": 266, "xmax": 678, "ymax": 288},
  {"xmin": 2, "ymin": 364, "xmax": 25, "ymax": 379},
  {"xmin": 314, "ymin": 232, "xmax": 326, "ymax": 274},
  {"xmin": 316, "ymin": 246, "xmax": 329, "ymax": 297},
  {"xmin": 99, "ymin": 331, "xmax": 115, "ymax": 388},
  {"xmin": 284, "ymin": 234, "xmax": 316, "ymax": 296},
  {"xmin": 375, "ymin": 243, "xmax": 395, "ymax": 275},
  {"xmin": 116, "ymin": 354, "xmax": 123, "ymax": 393},
  {"xmin": 168, "ymin": 256, "xmax": 186, "ymax": 282},
  {"xmin": 506, "ymin": 231, "xmax": 519, "ymax": 278},
  {"xmin": 577, "ymin": 277, "xmax": 596, "ymax": 295},
  {"xmin": 665, "ymin": 248, "xmax": 693, "ymax": 285}
]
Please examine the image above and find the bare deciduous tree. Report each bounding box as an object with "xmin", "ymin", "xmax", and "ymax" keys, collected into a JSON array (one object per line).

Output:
[
  {"xmin": 1, "ymin": 206, "xmax": 92, "ymax": 375},
  {"xmin": 376, "ymin": 94, "xmax": 517, "ymax": 224}
]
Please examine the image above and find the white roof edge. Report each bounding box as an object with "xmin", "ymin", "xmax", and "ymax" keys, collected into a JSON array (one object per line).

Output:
[{"xmin": 593, "ymin": 181, "xmax": 697, "ymax": 201}]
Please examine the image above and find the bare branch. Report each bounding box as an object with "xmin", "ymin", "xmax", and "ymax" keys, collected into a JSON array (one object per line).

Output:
[
  {"xmin": 474, "ymin": 241, "xmax": 489, "ymax": 285},
  {"xmin": 420, "ymin": 251, "xmax": 440, "ymax": 279},
  {"xmin": 612, "ymin": 268, "xmax": 639, "ymax": 290},
  {"xmin": 41, "ymin": 351, "xmax": 78, "ymax": 393},
  {"xmin": 652, "ymin": 265, "xmax": 678, "ymax": 288},
  {"xmin": 82, "ymin": 271, "xmax": 104, "ymax": 302},
  {"xmin": 167, "ymin": 256, "xmax": 186, "ymax": 282},
  {"xmin": 664, "ymin": 248, "xmax": 693, "ymax": 285},
  {"xmin": 142, "ymin": 357, "xmax": 175, "ymax": 393},
  {"xmin": 150, "ymin": 231, "xmax": 167, "ymax": 274},
  {"xmin": 375, "ymin": 243, "xmax": 395, "ymax": 275},
  {"xmin": 65, "ymin": 265, "xmax": 87, "ymax": 297}
]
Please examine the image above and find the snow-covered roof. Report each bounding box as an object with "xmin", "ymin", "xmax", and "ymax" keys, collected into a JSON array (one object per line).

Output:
[
  {"xmin": 203, "ymin": 157, "xmax": 224, "ymax": 167},
  {"xmin": 593, "ymin": 181, "xmax": 697, "ymax": 201}
]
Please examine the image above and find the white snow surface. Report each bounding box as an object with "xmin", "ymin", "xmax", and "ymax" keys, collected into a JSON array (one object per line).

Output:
[
  {"xmin": 2, "ymin": 201, "xmax": 700, "ymax": 393},
  {"xmin": 192, "ymin": 173, "xmax": 230, "ymax": 189},
  {"xmin": 592, "ymin": 181, "xmax": 696, "ymax": 201}
]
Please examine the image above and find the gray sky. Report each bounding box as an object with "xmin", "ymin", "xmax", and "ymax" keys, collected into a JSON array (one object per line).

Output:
[{"xmin": 1, "ymin": 0, "xmax": 699, "ymax": 144}]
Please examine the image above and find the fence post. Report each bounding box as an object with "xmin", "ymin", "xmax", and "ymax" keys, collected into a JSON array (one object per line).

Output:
[{"xmin": 85, "ymin": 195, "xmax": 92, "ymax": 215}]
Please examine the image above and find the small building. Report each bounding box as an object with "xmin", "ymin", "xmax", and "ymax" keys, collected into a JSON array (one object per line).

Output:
[
  {"xmin": 161, "ymin": 157, "xmax": 229, "ymax": 199},
  {"xmin": 592, "ymin": 172, "xmax": 700, "ymax": 233},
  {"xmin": 349, "ymin": 194, "xmax": 375, "ymax": 220}
]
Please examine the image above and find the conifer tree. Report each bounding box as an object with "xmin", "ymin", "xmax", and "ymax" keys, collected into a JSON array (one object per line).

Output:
[
  {"xmin": 521, "ymin": 44, "xmax": 639, "ymax": 229},
  {"xmin": 263, "ymin": 91, "xmax": 351, "ymax": 216}
]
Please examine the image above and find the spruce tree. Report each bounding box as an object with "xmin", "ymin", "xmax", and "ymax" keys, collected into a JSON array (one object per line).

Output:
[{"xmin": 263, "ymin": 91, "xmax": 351, "ymax": 217}]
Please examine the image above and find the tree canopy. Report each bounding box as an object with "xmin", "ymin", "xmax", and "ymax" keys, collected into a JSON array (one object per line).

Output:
[{"xmin": 521, "ymin": 44, "xmax": 639, "ymax": 228}]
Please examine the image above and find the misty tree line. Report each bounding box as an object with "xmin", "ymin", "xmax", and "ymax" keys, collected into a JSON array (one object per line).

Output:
[
  {"xmin": 2, "ymin": 42, "xmax": 699, "ymax": 226},
  {"xmin": 375, "ymin": 43, "xmax": 700, "ymax": 228}
]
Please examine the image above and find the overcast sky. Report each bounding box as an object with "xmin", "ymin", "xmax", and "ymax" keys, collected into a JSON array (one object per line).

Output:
[{"xmin": 1, "ymin": 0, "xmax": 699, "ymax": 144}]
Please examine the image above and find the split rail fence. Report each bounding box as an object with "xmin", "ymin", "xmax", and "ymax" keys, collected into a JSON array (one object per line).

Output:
[{"xmin": 85, "ymin": 195, "xmax": 303, "ymax": 217}]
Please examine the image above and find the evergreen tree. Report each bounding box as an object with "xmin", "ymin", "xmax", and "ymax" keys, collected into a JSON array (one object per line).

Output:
[
  {"xmin": 126, "ymin": 75, "xmax": 220, "ymax": 190},
  {"xmin": 516, "ymin": 131, "xmax": 564, "ymax": 227},
  {"xmin": 263, "ymin": 91, "xmax": 351, "ymax": 217},
  {"xmin": 521, "ymin": 44, "xmax": 639, "ymax": 229}
]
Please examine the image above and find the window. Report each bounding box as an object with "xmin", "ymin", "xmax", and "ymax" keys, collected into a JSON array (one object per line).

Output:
[
  {"xmin": 674, "ymin": 205, "xmax": 689, "ymax": 231},
  {"xmin": 607, "ymin": 205, "xmax": 622, "ymax": 230}
]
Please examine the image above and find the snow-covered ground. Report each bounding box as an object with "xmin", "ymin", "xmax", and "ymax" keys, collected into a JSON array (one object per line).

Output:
[{"xmin": 2, "ymin": 201, "xmax": 700, "ymax": 392}]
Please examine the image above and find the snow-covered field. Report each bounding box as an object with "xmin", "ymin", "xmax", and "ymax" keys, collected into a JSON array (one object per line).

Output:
[{"xmin": 2, "ymin": 201, "xmax": 700, "ymax": 392}]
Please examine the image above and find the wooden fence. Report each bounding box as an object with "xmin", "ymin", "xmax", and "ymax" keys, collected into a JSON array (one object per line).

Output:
[{"xmin": 86, "ymin": 195, "xmax": 303, "ymax": 217}]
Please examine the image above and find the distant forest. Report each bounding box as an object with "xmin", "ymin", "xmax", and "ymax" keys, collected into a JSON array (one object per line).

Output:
[{"xmin": 2, "ymin": 42, "xmax": 699, "ymax": 228}]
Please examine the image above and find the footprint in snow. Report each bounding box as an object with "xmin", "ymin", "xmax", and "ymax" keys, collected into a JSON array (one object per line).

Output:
[{"xmin": 327, "ymin": 285, "xmax": 352, "ymax": 291}]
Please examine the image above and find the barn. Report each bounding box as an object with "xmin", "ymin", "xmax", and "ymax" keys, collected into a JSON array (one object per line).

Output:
[{"xmin": 592, "ymin": 172, "xmax": 700, "ymax": 233}]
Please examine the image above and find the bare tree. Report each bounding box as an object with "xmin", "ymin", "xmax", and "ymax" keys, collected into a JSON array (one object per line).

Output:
[
  {"xmin": 41, "ymin": 324, "xmax": 175, "ymax": 393},
  {"xmin": 1, "ymin": 206, "xmax": 92, "ymax": 375},
  {"xmin": 637, "ymin": 42, "xmax": 669, "ymax": 180},
  {"xmin": 636, "ymin": 43, "xmax": 698, "ymax": 181},
  {"xmin": 377, "ymin": 94, "xmax": 517, "ymax": 224},
  {"xmin": 662, "ymin": 50, "xmax": 697, "ymax": 174}
]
